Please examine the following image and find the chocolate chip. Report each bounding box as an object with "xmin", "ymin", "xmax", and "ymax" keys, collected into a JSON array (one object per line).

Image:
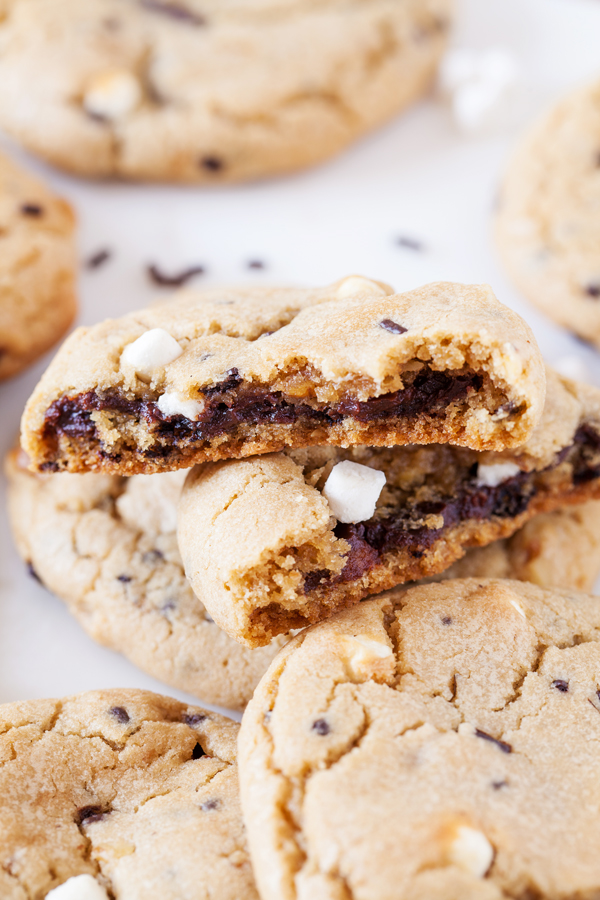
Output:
[
  {"xmin": 492, "ymin": 780, "xmax": 507, "ymax": 790},
  {"xmin": 192, "ymin": 742, "xmax": 205, "ymax": 759},
  {"xmin": 585, "ymin": 284, "xmax": 600, "ymax": 298},
  {"xmin": 247, "ymin": 260, "xmax": 265, "ymax": 270},
  {"xmin": 147, "ymin": 263, "xmax": 205, "ymax": 287},
  {"xmin": 76, "ymin": 805, "xmax": 106, "ymax": 825},
  {"xmin": 441, "ymin": 615, "xmax": 452, "ymax": 626},
  {"xmin": 200, "ymin": 155, "xmax": 224, "ymax": 173},
  {"xmin": 379, "ymin": 319, "xmax": 408, "ymax": 335},
  {"xmin": 140, "ymin": 0, "xmax": 206, "ymax": 25},
  {"xmin": 312, "ymin": 719, "xmax": 330, "ymax": 736},
  {"xmin": 109, "ymin": 706, "xmax": 130, "ymax": 724},
  {"xmin": 26, "ymin": 561, "xmax": 41, "ymax": 583},
  {"xmin": 201, "ymin": 799, "xmax": 219, "ymax": 811},
  {"xmin": 183, "ymin": 713, "xmax": 207, "ymax": 727},
  {"xmin": 117, "ymin": 574, "xmax": 132, "ymax": 583},
  {"xmin": 396, "ymin": 235, "xmax": 424, "ymax": 252},
  {"xmin": 86, "ymin": 248, "xmax": 112, "ymax": 269},
  {"xmin": 551, "ymin": 679, "xmax": 569, "ymax": 693},
  {"xmin": 20, "ymin": 203, "xmax": 43, "ymax": 217},
  {"xmin": 474, "ymin": 729, "xmax": 512, "ymax": 754}
]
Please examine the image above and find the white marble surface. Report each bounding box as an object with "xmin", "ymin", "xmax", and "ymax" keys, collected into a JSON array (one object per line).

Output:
[{"xmin": 1, "ymin": 0, "xmax": 599, "ymax": 716}]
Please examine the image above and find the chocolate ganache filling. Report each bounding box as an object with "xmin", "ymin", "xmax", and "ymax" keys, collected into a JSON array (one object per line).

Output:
[
  {"xmin": 302, "ymin": 424, "xmax": 600, "ymax": 593},
  {"xmin": 42, "ymin": 366, "xmax": 488, "ymax": 463}
]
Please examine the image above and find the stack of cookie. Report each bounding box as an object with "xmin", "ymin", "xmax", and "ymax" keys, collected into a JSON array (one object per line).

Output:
[{"xmin": 5, "ymin": 274, "xmax": 600, "ymax": 896}]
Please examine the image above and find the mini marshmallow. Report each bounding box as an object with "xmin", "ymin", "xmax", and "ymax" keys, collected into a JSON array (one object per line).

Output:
[
  {"xmin": 121, "ymin": 328, "xmax": 183, "ymax": 380},
  {"xmin": 47, "ymin": 874, "xmax": 110, "ymax": 900},
  {"xmin": 438, "ymin": 47, "xmax": 519, "ymax": 134},
  {"xmin": 157, "ymin": 391, "xmax": 203, "ymax": 420},
  {"xmin": 323, "ymin": 460, "xmax": 386, "ymax": 524},
  {"xmin": 476, "ymin": 462, "xmax": 521, "ymax": 488},
  {"xmin": 84, "ymin": 69, "xmax": 142, "ymax": 120},
  {"xmin": 448, "ymin": 825, "xmax": 494, "ymax": 878},
  {"xmin": 553, "ymin": 355, "xmax": 589, "ymax": 384},
  {"xmin": 336, "ymin": 276, "xmax": 387, "ymax": 299}
]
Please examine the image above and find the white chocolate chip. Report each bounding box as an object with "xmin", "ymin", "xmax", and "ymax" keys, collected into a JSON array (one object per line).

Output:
[
  {"xmin": 509, "ymin": 598, "xmax": 526, "ymax": 618},
  {"xmin": 84, "ymin": 69, "xmax": 142, "ymax": 120},
  {"xmin": 553, "ymin": 355, "xmax": 589, "ymax": 384},
  {"xmin": 336, "ymin": 276, "xmax": 387, "ymax": 299},
  {"xmin": 476, "ymin": 462, "xmax": 520, "ymax": 488},
  {"xmin": 344, "ymin": 634, "xmax": 394, "ymax": 680},
  {"xmin": 157, "ymin": 391, "xmax": 203, "ymax": 420},
  {"xmin": 323, "ymin": 461, "xmax": 386, "ymax": 524},
  {"xmin": 439, "ymin": 47, "xmax": 519, "ymax": 134},
  {"xmin": 448, "ymin": 825, "xmax": 494, "ymax": 878},
  {"xmin": 47, "ymin": 874, "xmax": 110, "ymax": 900},
  {"xmin": 121, "ymin": 328, "xmax": 183, "ymax": 381}
]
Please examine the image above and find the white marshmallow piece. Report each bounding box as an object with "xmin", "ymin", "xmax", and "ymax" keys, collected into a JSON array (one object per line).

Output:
[
  {"xmin": 553, "ymin": 355, "xmax": 589, "ymax": 384},
  {"xmin": 121, "ymin": 328, "xmax": 183, "ymax": 380},
  {"xmin": 323, "ymin": 461, "xmax": 386, "ymax": 524},
  {"xmin": 47, "ymin": 874, "xmax": 110, "ymax": 900},
  {"xmin": 157, "ymin": 391, "xmax": 203, "ymax": 420},
  {"xmin": 476, "ymin": 462, "xmax": 520, "ymax": 488},
  {"xmin": 336, "ymin": 276, "xmax": 387, "ymax": 299},
  {"xmin": 84, "ymin": 69, "xmax": 142, "ymax": 120},
  {"xmin": 439, "ymin": 47, "xmax": 519, "ymax": 134},
  {"xmin": 448, "ymin": 826, "xmax": 494, "ymax": 878}
]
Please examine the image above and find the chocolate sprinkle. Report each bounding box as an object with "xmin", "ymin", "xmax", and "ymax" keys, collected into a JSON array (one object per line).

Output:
[
  {"xmin": 76, "ymin": 805, "xmax": 106, "ymax": 825},
  {"xmin": 396, "ymin": 235, "xmax": 424, "ymax": 252},
  {"xmin": 147, "ymin": 263, "xmax": 205, "ymax": 287},
  {"xmin": 200, "ymin": 155, "xmax": 224, "ymax": 173},
  {"xmin": 183, "ymin": 713, "xmax": 207, "ymax": 727},
  {"xmin": 474, "ymin": 728, "xmax": 512, "ymax": 754},
  {"xmin": 20, "ymin": 203, "xmax": 43, "ymax": 217},
  {"xmin": 140, "ymin": 0, "xmax": 206, "ymax": 25},
  {"xmin": 585, "ymin": 284, "xmax": 600, "ymax": 298},
  {"xmin": 379, "ymin": 319, "xmax": 408, "ymax": 335},
  {"xmin": 312, "ymin": 719, "xmax": 330, "ymax": 736},
  {"xmin": 551, "ymin": 679, "xmax": 569, "ymax": 693},
  {"xmin": 109, "ymin": 706, "xmax": 130, "ymax": 724},
  {"xmin": 201, "ymin": 799, "xmax": 219, "ymax": 811},
  {"xmin": 192, "ymin": 742, "xmax": 205, "ymax": 759},
  {"xmin": 86, "ymin": 248, "xmax": 112, "ymax": 269},
  {"xmin": 247, "ymin": 260, "xmax": 265, "ymax": 270},
  {"xmin": 117, "ymin": 574, "xmax": 132, "ymax": 583}
]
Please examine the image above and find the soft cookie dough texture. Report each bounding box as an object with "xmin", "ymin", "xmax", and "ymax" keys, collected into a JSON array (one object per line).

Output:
[
  {"xmin": 239, "ymin": 579, "xmax": 600, "ymax": 900},
  {"xmin": 0, "ymin": 0, "xmax": 452, "ymax": 182},
  {"xmin": 5, "ymin": 449, "xmax": 284, "ymax": 710},
  {"xmin": 0, "ymin": 688, "xmax": 258, "ymax": 899},
  {"xmin": 178, "ymin": 368, "xmax": 600, "ymax": 646},
  {"xmin": 495, "ymin": 79, "xmax": 600, "ymax": 346},
  {"xmin": 0, "ymin": 151, "xmax": 76, "ymax": 380},
  {"xmin": 21, "ymin": 279, "xmax": 545, "ymax": 475}
]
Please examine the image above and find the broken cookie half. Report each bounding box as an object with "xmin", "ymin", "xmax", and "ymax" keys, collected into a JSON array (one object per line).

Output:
[
  {"xmin": 21, "ymin": 278, "xmax": 544, "ymax": 475},
  {"xmin": 177, "ymin": 369, "xmax": 600, "ymax": 647}
]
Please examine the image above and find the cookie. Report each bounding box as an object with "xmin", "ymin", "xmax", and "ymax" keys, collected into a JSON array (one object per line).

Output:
[
  {"xmin": 177, "ymin": 367, "xmax": 600, "ymax": 646},
  {"xmin": 0, "ymin": 0, "xmax": 451, "ymax": 183},
  {"xmin": 0, "ymin": 151, "xmax": 76, "ymax": 380},
  {"xmin": 0, "ymin": 687, "xmax": 257, "ymax": 899},
  {"xmin": 239, "ymin": 578, "xmax": 600, "ymax": 900},
  {"xmin": 5, "ymin": 448, "xmax": 284, "ymax": 710},
  {"xmin": 21, "ymin": 278, "xmax": 545, "ymax": 476},
  {"xmin": 495, "ymin": 79, "xmax": 600, "ymax": 346}
]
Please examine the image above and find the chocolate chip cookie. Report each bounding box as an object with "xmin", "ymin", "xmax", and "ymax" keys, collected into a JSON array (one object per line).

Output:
[
  {"xmin": 5, "ymin": 449, "xmax": 284, "ymax": 710},
  {"xmin": 178, "ymin": 368, "xmax": 600, "ymax": 646},
  {"xmin": 239, "ymin": 578, "xmax": 600, "ymax": 900},
  {"xmin": 495, "ymin": 79, "xmax": 600, "ymax": 346},
  {"xmin": 21, "ymin": 279, "xmax": 545, "ymax": 476},
  {"xmin": 0, "ymin": 0, "xmax": 452, "ymax": 182},
  {"xmin": 0, "ymin": 152, "xmax": 76, "ymax": 380},
  {"xmin": 0, "ymin": 688, "xmax": 257, "ymax": 899}
]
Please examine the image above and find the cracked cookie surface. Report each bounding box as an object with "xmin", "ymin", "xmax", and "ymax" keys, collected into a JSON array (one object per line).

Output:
[
  {"xmin": 0, "ymin": 151, "xmax": 76, "ymax": 381},
  {"xmin": 495, "ymin": 79, "xmax": 600, "ymax": 347},
  {"xmin": 0, "ymin": 688, "xmax": 258, "ymax": 899},
  {"xmin": 5, "ymin": 448, "xmax": 284, "ymax": 711},
  {"xmin": 178, "ymin": 367, "xmax": 600, "ymax": 647},
  {"xmin": 239, "ymin": 578, "xmax": 600, "ymax": 900},
  {"xmin": 0, "ymin": 0, "xmax": 452, "ymax": 182},
  {"xmin": 21, "ymin": 279, "xmax": 545, "ymax": 475}
]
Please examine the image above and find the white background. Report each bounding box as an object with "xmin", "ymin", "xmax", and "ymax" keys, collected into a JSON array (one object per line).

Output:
[{"xmin": 1, "ymin": 0, "xmax": 600, "ymax": 717}]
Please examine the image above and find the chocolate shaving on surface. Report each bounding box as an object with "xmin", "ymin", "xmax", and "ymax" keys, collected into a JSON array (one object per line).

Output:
[
  {"xmin": 475, "ymin": 728, "xmax": 512, "ymax": 754},
  {"xmin": 147, "ymin": 263, "xmax": 205, "ymax": 287}
]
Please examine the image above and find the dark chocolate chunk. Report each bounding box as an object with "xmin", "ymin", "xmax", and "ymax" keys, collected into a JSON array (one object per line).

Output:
[
  {"xmin": 585, "ymin": 284, "xmax": 600, "ymax": 298},
  {"xmin": 303, "ymin": 569, "xmax": 332, "ymax": 593},
  {"xmin": 200, "ymin": 155, "xmax": 224, "ymax": 172},
  {"xmin": 312, "ymin": 719, "xmax": 330, "ymax": 736},
  {"xmin": 109, "ymin": 706, "xmax": 130, "ymax": 724},
  {"xmin": 441, "ymin": 615, "xmax": 452, "ymax": 626},
  {"xmin": 20, "ymin": 203, "xmax": 43, "ymax": 217},
  {"xmin": 379, "ymin": 319, "xmax": 408, "ymax": 335},
  {"xmin": 551, "ymin": 679, "xmax": 569, "ymax": 693},
  {"xmin": 192, "ymin": 742, "xmax": 205, "ymax": 759},
  {"xmin": 201, "ymin": 799, "xmax": 219, "ymax": 811},
  {"xmin": 147, "ymin": 263, "xmax": 205, "ymax": 287},
  {"xmin": 183, "ymin": 713, "xmax": 207, "ymax": 727},
  {"xmin": 117, "ymin": 574, "xmax": 132, "ymax": 583},
  {"xmin": 86, "ymin": 248, "xmax": 112, "ymax": 269},
  {"xmin": 26, "ymin": 561, "xmax": 41, "ymax": 583},
  {"xmin": 76, "ymin": 805, "xmax": 106, "ymax": 825},
  {"xmin": 247, "ymin": 260, "xmax": 265, "ymax": 269},
  {"xmin": 140, "ymin": 0, "xmax": 205, "ymax": 25},
  {"xmin": 396, "ymin": 235, "xmax": 424, "ymax": 252},
  {"xmin": 475, "ymin": 728, "xmax": 512, "ymax": 754}
]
